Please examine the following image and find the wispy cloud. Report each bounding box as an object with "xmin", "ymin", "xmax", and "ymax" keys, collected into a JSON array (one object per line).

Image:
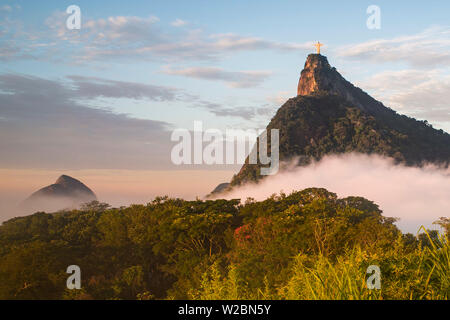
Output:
[
  {"xmin": 0, "ymin": 5, "xmax": 12, "ymax": 13},
  {"xmin": 77, "ymin": 32, "xmax": 310, "ymax": 62},
  {"xmin": 67, "ymin": 75, "xmax": 180, "ymax": 101},
  {"xmin": 266, "ymin": 91, "xmax": 291, "ymax": 105},
  {"xmin": 45, "ymin": 12, "xmax": 161, "ymax": 42},
  {"xmin": 219, "ymin": 153, "xmax": 450, "ymax": 233},
  {"xmin": 359, "ymin": 69, "xmax": 450, "ymax": 126},
  {"xmin": 340, "ymin": 27, "xmax": 450, "ymax": 130},
  {"xmin": 0, "ymin": 72, "xmax": 274, "ymax": 171},
  {"xmin": 337, "ymin": 26, "xmax": 450, "ymax": 67},
  {"xmin": 171, "ymin": 19, "xmax": 188, "ymax": 27},
  {"xmin": 1, "ymin": 12, "xmax": 311, "ymax": 63},
  {"xmin": 194, "ymin": 101, "xmax": 276, "ymax": 120},
  {"xmin": 163, "ymin": 66, "xmax": 272, "ymax": 88},
  {"xmin": 0, "ymin": 74, "xmax": 175, "ymax": 170}
]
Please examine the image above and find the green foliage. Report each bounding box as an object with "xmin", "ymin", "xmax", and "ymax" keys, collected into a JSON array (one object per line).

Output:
[
  {"xmin": 0, "ymin": 188, "xmax": 448, "ymax": 300},
  {"xmin": 188, "ymin": 261, "xmax": 242, "ymax": 300},
  {"xmin": 418, "ymin": 228, "xmax": 449, "ymax": 299}
]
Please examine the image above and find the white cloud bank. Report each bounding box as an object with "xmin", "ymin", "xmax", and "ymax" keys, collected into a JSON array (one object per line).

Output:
[
  {"xmin": 337, "ymin": 26, "xmax": 450, "ymax": 68},
  {"xmin": 218, "ymin": 154, "xmax": 450, "ymax": 233}
]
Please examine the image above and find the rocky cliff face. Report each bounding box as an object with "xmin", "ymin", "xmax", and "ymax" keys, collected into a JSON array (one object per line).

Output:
[
  {"xmin": 297, "ymin": 54, "xmax": 332, "ymax": 96},
  {"xmin": 297, "ymin": 54, "xmax": 388, "ymax": 115}
]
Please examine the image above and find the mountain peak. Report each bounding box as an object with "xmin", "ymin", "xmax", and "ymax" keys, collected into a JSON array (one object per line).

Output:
[
  {"xmin": 55, "ymin": 175, "xmax": 81, "ymax": 186},
  {"xmin": 223, "ymin": 54, "xmax": 450, "ymax": 189},
  {"xmin": 297, "ymin": 54, "xmax": 333, "ymax": 96},
  {"xmin": 21, "ymin": 175, "xmax": 97, "ymax": 213},
  {"xmin": 304, "ymin": 53, "xmax": 331, "ymax": 70},
  {"xmin": 297, "ymin": 54, "xmax": 388, "ymax": 115}
]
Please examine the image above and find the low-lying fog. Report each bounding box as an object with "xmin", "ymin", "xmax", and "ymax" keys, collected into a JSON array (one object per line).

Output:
[{"xmin": 216, "ymin": 153, "xmax": 450, "ymax": 234}]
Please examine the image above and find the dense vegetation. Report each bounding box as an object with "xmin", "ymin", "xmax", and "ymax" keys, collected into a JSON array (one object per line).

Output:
[
  {"xmin": 0, "ymin": 188, "xmax": 448, "ymax": 300},
  {"xmin": 231, "ymin": 93, "xmax": 450, "ymax": 186}
]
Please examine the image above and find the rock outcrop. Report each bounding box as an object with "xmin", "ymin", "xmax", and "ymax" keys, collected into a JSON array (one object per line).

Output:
[
  {"xmin": 21, "ymin": 175, "xmax": 97, "ymax": 213},
  {"xmin": 297, "ymin": 54, "xmax": 388, "ymax": 115}
]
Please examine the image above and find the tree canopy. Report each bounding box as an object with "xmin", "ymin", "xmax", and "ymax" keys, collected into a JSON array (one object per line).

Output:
[{"xmin": 0, "ymin": 188, "xmax": 448, "ymax": 300}]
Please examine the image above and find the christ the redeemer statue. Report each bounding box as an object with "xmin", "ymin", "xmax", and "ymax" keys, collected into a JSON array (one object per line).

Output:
[{"xmin": 315, "ymin": 41, "xmax": 323, "ymax": 54}]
